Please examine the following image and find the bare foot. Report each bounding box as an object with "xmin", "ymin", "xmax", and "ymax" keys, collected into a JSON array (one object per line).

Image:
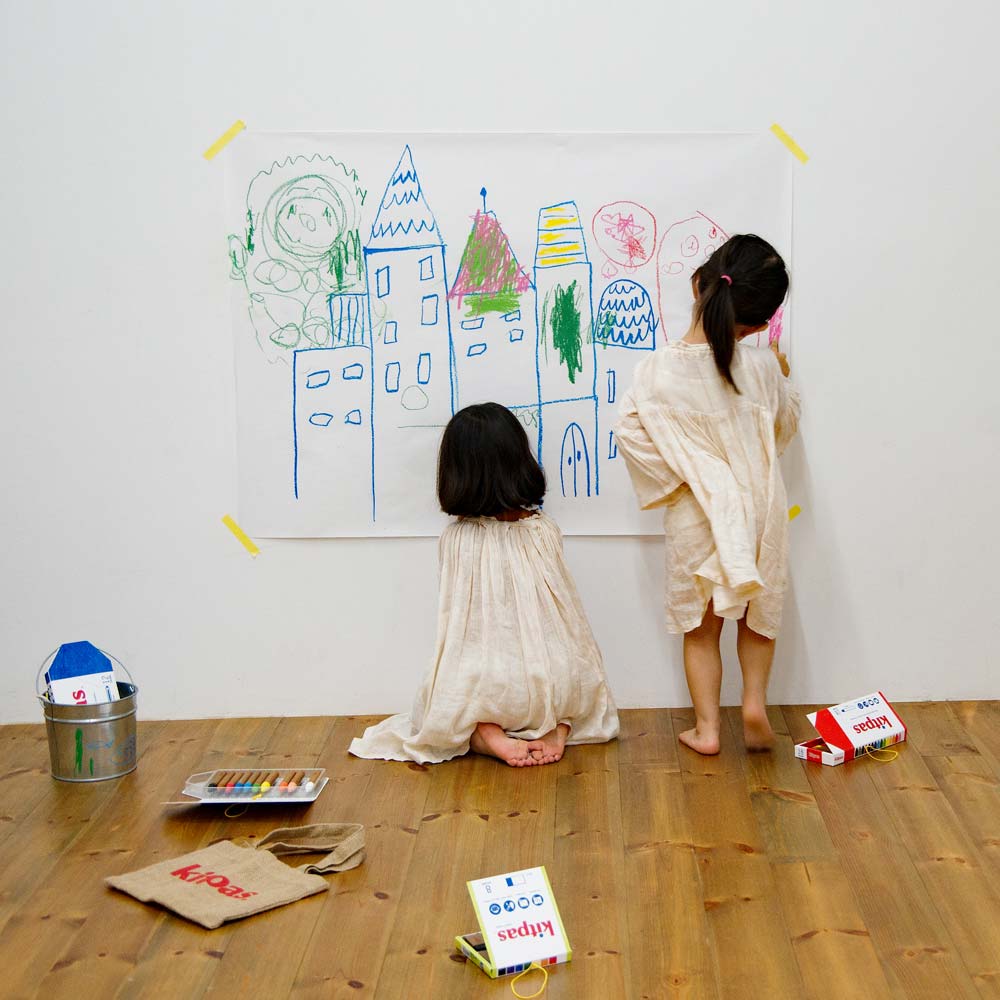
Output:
[
  {"xmin": 470, "ymin": 723, "xmax": 539, "ymax": 767},
  {"xmin": 526, "ymin": 724, "xmax": 571, "ymax": 765},
  {"xmin": 678, "ymin": 726, "xmax": 721, "ymax": 755},
  {"xmin": 742, "ymin": 703, "xmax": 775, "ymax": 752}
]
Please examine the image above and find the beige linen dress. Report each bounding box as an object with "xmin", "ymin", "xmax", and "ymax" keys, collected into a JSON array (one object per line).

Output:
[
  {"xmin": 349, "ymin": 512, "xmax": 619, "ymax": 764},
  {"xmin": 614, "ymin": 341, "xmax": 800, "ymax": 638}
]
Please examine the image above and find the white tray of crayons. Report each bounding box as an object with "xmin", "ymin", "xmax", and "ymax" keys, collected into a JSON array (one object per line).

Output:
[{"xmin": 181, "ymin": 768, "xmax": 327, "ymax": 805}]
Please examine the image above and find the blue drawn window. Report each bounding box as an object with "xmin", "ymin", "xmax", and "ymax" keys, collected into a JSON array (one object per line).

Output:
[
  {"xmin": 305, "ymin": 370, "xmax": 330, "ymax": 389},
  {"xmin": 385, "ymin": 362, "xmax": 400, "ymax": 393},
  {"xmin": 419, "ymin": 255, "xmax": 435, "ymax": 280},
  {"xmin": 467, "ymin": 343, "xmax": 487, "ymax": 357},
  {"xmin": 607, "ymin": 369, "xmax": 617, "ymax": 404},
  {"xmin": 384, "ymin": 320, "xmax": 398, "ymax": 345},
  {"xmin": 417, "ymin": 352, "xmax": 431, "ymax": 385},
  {"xmin": 421, "ymin": 294, "xmax": 439, "ymax": 326},
  {"xmin": 309, "ymin": 413, "xmax": 334, "ymax": 427},
  {"xmin": 376, "ymin": 265, "xmax": 390, "ymax": 299},
  {"xmin": 509, "ymin": 328, "xmax": 524, "ymax": 343},
  {"xmin": 502, "ymin": 309, "xmax": 521, "ymax": 322},
  {"xmin": 608, "ymin": 431, "xmax": 618, "ymax": 460},
  {"xmin": 345, "ymin": 409, "xmax": 362, "ymax": 425},
  {"xmin": 342, "ymin": 363, "xmax": 364, "ymax": 381},
  {"xmin": 461, "ymin": 317, "xmax": 484, "ymax": 330}
]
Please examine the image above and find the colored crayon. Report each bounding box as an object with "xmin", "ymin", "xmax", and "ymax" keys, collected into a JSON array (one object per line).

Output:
[
  {"xmin": 277, "ymin": 772, "xmax": 290, "ymax": 792},
  {"xmin": 288, "ymin": 770, "xmax": 304, "ymax": 791},
  {"xmin": 208, "ymin": 771, "xmax": 228, "ymax": 789},
  {"xmin": 261, "ymin": 770, "xmax": 280, "ymax": 793}
]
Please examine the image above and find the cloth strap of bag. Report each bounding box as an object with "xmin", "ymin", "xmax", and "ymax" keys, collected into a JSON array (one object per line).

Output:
[{"xmin": 252, "ymin": 823, "xmax": 366, "ymax": 874}]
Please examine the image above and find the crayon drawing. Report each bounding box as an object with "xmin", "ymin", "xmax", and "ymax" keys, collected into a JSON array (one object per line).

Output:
[{"xmin": 227, "ymin": 133, "xmax": 792, "ymax": 536}]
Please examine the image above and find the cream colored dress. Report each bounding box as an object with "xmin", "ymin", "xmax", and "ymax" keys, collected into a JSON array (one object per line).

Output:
[
  {"xmin": 349, "ymin": 512, "xmax": 619, "ymax": 764},
  {"xmin": 614, "ymin": 341, "xmax": 800, "ymax": 638}
]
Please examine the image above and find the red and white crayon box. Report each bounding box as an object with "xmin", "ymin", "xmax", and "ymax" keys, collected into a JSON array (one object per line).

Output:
[{"xmin": 795, "ymin": 691, "xmax": 906, "ymax": 766}]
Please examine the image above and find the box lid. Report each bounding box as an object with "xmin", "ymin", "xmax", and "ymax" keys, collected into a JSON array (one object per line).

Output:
[{"xmin": 466, "ymin": 867, "xmax": 570, "ymax": 972}]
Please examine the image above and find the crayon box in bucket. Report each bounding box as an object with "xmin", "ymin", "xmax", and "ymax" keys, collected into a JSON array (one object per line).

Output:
[{"xmin": 37, "ymin": 643, "xmax": 138, "ymax": 782}]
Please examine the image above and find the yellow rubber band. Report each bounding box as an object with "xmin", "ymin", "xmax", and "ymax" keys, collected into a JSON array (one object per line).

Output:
[
  {"xmin": 863, "ymin": 747, "xmax": 899, "ymax": 762},
  {"xmin": 224, "ymin": 803, "xmax": 249, "ymax": 818},
  {"xmin": 511, "ymin": 962, "xmax": 548, "ymax": 999}
]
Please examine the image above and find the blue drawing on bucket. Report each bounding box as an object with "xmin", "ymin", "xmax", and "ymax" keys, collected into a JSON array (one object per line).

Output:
[{"xmin": 237, "ymin": 144, "xmax": 659, "ymax": 520}]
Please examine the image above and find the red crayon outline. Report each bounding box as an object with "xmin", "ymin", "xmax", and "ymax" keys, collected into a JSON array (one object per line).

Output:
[
  {"xmin": 655, "ymin": 211, "xmax": 729, "ymax": 341},
  {"xmin": 591, "ymin": 201, "xmax": 658, "ymax": 270}
]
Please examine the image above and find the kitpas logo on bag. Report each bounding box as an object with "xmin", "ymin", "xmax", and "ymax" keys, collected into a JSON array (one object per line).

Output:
[{"xmin": 170, "ymin": 863, "xmax": 259, "ymax": 900}]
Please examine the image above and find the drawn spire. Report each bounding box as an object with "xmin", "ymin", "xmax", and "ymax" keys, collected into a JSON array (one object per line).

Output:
[
  {"xmin": 368, "ymin": 145, "xmax": 442, "ymax": 248},
  {"xmin": 450, "ymin": 208, "xmax": 532, "ymax": 315}
]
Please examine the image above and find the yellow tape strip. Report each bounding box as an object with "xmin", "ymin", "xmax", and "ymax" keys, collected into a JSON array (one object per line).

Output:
[
  {"xmin": 222, "ymin": 514, "xmax": 260, "ymax": 556},
  {"xmin": 788, "ymin": 505, "xmax": 802, "ymax": 521},
  {"xmin": 770, "ymin": 123, "xmax": 809, "ymax": 164},
  {"xmin": 203, "ymin": 120, "xmax": 246, "ymax": 161}
]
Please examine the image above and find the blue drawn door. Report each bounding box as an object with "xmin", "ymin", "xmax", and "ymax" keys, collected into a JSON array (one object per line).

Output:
[{"xmin": 560, "ymin": 422, "xmax": 591, "ymax": 498}]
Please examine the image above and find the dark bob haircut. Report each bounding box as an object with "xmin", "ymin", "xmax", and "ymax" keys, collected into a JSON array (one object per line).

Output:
[{"xmin": 437, "ymin": 403, "xmax": 546, "ymax": 517}]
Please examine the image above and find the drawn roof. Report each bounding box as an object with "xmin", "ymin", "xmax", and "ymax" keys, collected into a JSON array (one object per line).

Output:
[
  {"xmin": 535, "ymin": 201, "xmax": 590, "ymax": 269},
  {"xmin": 368, "ymin": 145, "xmax": 442, "ymax": 249},
  {"xmin": 449, "ymin": 210, "xmax": 533, "ymax": 306}
]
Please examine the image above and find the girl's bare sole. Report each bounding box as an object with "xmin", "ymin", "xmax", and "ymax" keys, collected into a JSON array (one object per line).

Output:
[
  {"xmin": 526, "ymin": 723, "xmax": 571, "ymax": 765},
  {"xmin": 470, "ymin": 723, "xmax": 541, "ymax": 767}
]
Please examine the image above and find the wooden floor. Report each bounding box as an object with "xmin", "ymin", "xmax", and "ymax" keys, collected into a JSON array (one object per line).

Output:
[{"xmin": 2, "ymin": 704, "xmax": 1000, "ymax": 999}]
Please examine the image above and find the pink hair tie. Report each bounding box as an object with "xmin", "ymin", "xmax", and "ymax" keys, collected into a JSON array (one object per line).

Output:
[{"xmin": 720, "ymin": 274, "xmax": 732, "ymax": 285}]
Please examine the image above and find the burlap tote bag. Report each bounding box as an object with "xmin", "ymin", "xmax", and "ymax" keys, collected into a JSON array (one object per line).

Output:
[{"xmin": 105, "ymin": 823, "xmax": 364, "ymax": 929}]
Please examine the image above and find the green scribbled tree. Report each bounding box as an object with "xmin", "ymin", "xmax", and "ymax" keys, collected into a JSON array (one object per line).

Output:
[{"xmin": 543, "ymin": 281, "xmax": 583, "ymax": 384}]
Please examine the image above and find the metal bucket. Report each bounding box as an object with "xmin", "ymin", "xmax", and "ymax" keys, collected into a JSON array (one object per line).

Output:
[{"xmin": 37, "ymin": 651, "xmax": 138, "ymax": 782}]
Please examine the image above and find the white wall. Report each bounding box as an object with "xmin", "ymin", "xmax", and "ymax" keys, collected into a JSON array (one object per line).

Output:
[{"xmin": 2, "ymin": 0, "xmax": 998, "ymax": 723}]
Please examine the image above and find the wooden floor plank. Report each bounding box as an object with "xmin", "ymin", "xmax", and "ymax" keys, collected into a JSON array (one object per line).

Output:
[
  {"xmin": 772, "ymin": 860, "xmax": 899, "ymax": 1000},
  {"xmin": 372, "ymin": 753, "xmax": 498, "ymax": 999},
  {"xmin": 289, "ymin": 718, "xmax": 431, "ymax": 1000},
  {"xmin": 950, "ymin": 702, "xmax": 1000, "ymax": 777},
  {"xmin": 869, "ymin": 743, "xmax": 1000, "ymax": 994},
  {"xmin": 924, "ymin": 754, "xmax": 1000, "ymax": 879},
  {"xmin": 898, "ymin": 702, "xmax": 980, "ymax": 756},
  {"xmin": 724, "ymin": 706, "xmax": 837, "ymax": 863},
  {"xmin": 782, "ymin": 707, "xmax": 981, "ymax": 1000},
  {"xmin": 618, "ymin": 707, "xmax": 680, "ymax": 771},
  {"xmin": 679, "ymin": 710, "xmax": 806, "ymax": 1000},
  {"xmin": 547, "ymin": 741, "xmax": 630, "ymax": 999},
  {"xmin": 1, "ymin": 721, "xmax": 208, "ymax": 1000},
  {"xmin": 621, "ymin": 763, "xmax": 718, "ymax": 1000},
  {"xmin": 112, "ymin": 716, "xmax": 284, "ymax": 1000},
  {"xmin": 0, "ymin": 725, "xmax": 55, "ymax": 852},
  {"xmin": 199, "ymin": 717, "xmax": 342, "ymax": 1000}
]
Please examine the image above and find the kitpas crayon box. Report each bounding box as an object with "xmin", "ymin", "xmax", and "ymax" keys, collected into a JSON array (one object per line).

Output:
[
  {"xmin": 795, "ymin": 691, "xmax": 906, "ymax": 766},
  {"xmin": 457, "ymin": 867, "xmax": 570, "ymax": 979}
]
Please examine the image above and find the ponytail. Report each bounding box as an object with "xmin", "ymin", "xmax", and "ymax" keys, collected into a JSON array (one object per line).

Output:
[
  {"xmin": 692, "ymin": 235, "xmax": 789, "ymax": 393},
  {"xmin": 695, "ymin": 275, "xmax": 739, "ymax": 392}
]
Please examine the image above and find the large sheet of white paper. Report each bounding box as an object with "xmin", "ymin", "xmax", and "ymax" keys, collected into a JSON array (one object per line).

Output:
[{"xmin": 227, "ymin": 132, "xmax": 792, "ymax": 537}]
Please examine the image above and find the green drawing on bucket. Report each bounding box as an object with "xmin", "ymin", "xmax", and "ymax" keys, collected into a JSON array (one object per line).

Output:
[
  {"xmin": 89, "ymin": 757, "xmax": 94, "ymax": 776},
  {"xmin": 75, "ymin": 728, "xmax": 83, "ymax": 774},
  {"xmin": 541, "ymin": 280, "xmax": 584, "ymax": 384}
]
